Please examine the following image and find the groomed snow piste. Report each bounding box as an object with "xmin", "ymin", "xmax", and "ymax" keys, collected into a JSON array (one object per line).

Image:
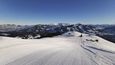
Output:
[{"xmin": 0, "ymin": 32, "xmax": 115, "ymax": 65}]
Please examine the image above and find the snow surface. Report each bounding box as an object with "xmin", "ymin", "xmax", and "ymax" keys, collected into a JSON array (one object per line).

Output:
[{"xmin": 0, "ymin": 32, "xmax": 115, "ymax": 65}]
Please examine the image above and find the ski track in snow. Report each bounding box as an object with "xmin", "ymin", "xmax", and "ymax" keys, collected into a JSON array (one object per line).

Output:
[{"xmin": 0, "ymin": 32, "xmax": 115, "ymax": 65}]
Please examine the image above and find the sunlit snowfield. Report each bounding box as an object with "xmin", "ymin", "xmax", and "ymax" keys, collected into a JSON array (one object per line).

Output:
[{"xmin": 0, "ymin": 32, "xmax": 115, "ymax": 65}]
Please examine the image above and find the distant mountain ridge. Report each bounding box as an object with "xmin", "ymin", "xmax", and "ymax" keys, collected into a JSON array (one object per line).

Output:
[{"xmin": 0, "ymin": 23, "xmax": 115, "ymax": 43}]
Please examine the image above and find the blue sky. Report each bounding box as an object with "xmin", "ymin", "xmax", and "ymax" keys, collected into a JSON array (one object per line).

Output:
[{"xmin": 0, "ymin": 0, "xmax": 115, "ymax": 24}]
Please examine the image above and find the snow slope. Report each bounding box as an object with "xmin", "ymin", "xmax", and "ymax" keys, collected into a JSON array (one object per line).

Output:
[{"xmin": 0, "ymin": 32, "xmax": 115, "ymax": 65}]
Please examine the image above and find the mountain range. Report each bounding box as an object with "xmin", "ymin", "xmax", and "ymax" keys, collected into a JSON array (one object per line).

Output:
[{"xmin": 0, "ymin": 23, "xmax": 115, "ymax": 43}]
